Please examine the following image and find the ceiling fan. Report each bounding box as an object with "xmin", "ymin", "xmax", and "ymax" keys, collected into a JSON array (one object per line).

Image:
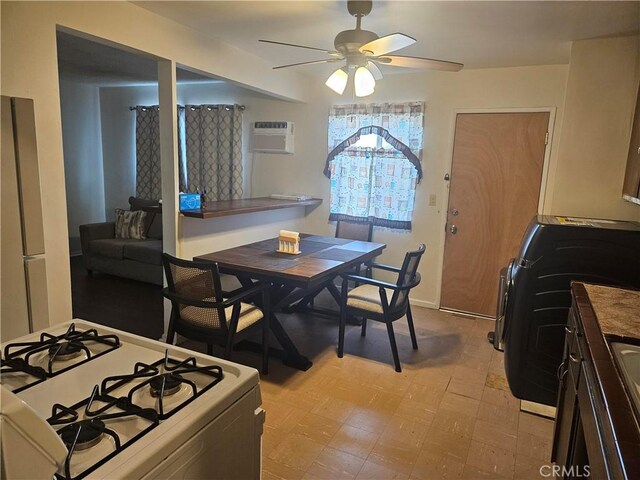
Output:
[{"xmin": 259, "ymin": 0, "xmax": 464, "ymax": 97}]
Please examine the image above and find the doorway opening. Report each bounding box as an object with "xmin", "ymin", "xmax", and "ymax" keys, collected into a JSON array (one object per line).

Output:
[{"xmin": 56, "ymin": 30, "xmax": 170, "ymax": 338}]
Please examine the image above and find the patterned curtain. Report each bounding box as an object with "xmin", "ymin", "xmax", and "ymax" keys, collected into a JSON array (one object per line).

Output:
[
  {"xmin": 135, "ymin": 106, "xmax": 161, "ymax": 199},
  {"xmin": 184, "ymin": 105, "xmax": 243, "ymax": 200},
  {"xmin": 135, "ymin": 106, "xmax": 187, "ymax": 199},
  {"xmin": 326, "ymin": 102, "xmax": 424, "ymax": 230}
]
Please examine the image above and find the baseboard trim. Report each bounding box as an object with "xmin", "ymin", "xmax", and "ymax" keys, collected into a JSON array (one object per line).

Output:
[
  {"xmin": 439, "ymin": 307, "xmax": 495, "ymax": 320},
  {"xmin": 409, "ymin": 299, "xmax": 437, "ymax": 309}
]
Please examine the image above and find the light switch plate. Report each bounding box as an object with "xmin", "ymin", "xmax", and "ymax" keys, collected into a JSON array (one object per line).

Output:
[{"xmin": 428, "ymin": 194, "xmax": 437, "ymax": 206}]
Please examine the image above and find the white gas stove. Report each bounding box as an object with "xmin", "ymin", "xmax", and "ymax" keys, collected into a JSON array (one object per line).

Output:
[{"xmin": 0, "ymin": 320, "xmax": 264, "ymax": 480}]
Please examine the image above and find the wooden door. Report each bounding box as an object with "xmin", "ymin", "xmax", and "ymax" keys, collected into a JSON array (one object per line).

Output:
[{"xmin": 441, "ymin": 112, "xmax": 549, "ymax": 317}]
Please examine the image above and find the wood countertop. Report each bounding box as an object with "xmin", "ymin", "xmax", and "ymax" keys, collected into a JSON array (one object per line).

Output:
[{"xmin": 180, "ymin": 197, "xmax": 322, "ymax": 219}]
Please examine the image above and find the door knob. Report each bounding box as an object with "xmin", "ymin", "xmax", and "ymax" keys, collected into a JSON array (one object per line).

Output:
[{"xmin": 450, "ymin": 225, "xmax": 458, "ymax": 234}]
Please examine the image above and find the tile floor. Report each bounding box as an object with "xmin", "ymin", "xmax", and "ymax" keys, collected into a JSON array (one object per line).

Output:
[{"xmin": 243, "ymin": 305, "xmax": 555, "ymax": 480}]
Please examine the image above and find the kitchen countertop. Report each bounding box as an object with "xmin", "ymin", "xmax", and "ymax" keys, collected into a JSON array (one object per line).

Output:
[
  {"xmin": 583, "ymin": 283, "xmax": 640, "ymax": 339},
  {"xmin": 571, "ymin": 282, "xmax": 640, "ymax": 478}
]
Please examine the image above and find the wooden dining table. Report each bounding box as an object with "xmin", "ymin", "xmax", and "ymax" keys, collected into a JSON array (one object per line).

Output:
[{"xmin": 195, "ymin": 234, "xmax": 386, "ymax": 371}]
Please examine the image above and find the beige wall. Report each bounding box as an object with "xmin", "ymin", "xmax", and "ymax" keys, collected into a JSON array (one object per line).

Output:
[
  {"xmin": 180, "ymin": 209, "xmax": 312, "ymax": 260},
  {"xmin": 1, "ymin": 1, "xmax": 308, "ymax": 325},
  {"xmin": 551, "ymin": 36, "xmax": 640, "ymax": 221}
]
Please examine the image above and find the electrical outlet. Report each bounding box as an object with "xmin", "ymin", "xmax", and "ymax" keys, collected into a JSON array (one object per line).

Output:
[{"xmin": 428, "ymin": 194, "xmax": 437, "ymax": 206}]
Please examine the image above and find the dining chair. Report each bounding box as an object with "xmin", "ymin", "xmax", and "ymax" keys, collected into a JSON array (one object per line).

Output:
[
  {"xmin": 161, "ymin": 253, "xmax": 270, "ymax": 374},
  {"xmin": 336, "ymin": 219, "xmax": 375, "ymax": 277},
  {"xmin": 335, "ymin": 219, "xmax": 374, "ymax": 243},
  {"xmin": 293, "ymin": 219, "xmax": 375, "ymax": 312},
  {"xmin": 337, "ymin": 244, "xmax": 425, "ymax": 372}
]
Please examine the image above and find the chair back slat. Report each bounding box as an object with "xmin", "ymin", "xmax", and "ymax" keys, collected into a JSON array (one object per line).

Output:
[
  {"xmin": 390, "ymin": 244, "xmax": 426, "ymax": 309},
  {"xmin": 162, "ymin": 254, "xmax": 228, "ymax": 334},
  {"xmin": 335, "ymin": 220, "xmax": 373, "ymax": 242}
]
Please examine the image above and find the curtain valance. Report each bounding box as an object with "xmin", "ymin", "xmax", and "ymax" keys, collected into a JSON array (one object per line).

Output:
[{"xmin": 323, "ymin": 125, "xmax": 423, "ymax": 182}]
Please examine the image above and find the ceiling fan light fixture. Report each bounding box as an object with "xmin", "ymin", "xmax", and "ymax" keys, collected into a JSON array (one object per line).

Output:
[
  {"xmin": 325, "ymin": 67, "xmax": 349, "ymax": 94},
  {"xmin": 262, "ymin": 1, "xmax": 464, "ymax": 94},
  {"xmin": 354, "ymin": 66, "xmax": 375, "ymax": 97}
]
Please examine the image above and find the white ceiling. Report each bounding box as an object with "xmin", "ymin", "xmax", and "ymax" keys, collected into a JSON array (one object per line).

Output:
[
  {"xmin": 56, "ymin": 31, "xmax": 218, "ymax": 85},
  {"xmin": 134, "ymin": 0, "xmax": 640, "ymax": 77}
]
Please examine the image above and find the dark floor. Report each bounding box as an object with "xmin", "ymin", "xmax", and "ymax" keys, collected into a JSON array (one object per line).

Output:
[{"xmin": 70, "ymin": 255, "xmax": 164, "ymax": 339}]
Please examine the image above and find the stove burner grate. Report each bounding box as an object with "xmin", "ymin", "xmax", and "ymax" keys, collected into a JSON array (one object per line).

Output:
[
  {"xmin": 1, "ymin": 323, "xmax": 121, "ymax": 391},
  {"xmin": 127, "ymin": 352, "xmax": 223, "ymax": 419},
  {"xmin": 149, "ymin": 373, "xmax": 184, "ymax": 397},
  {"xmin": 49, "ymin": 341, "xmax": 84, "ymax": 361},
  {"xmin": 99, "ymin": 351, "xmax": 224, "ymax": 420},
  {"xmin": 0, "ymin": 356, "xmax": 47, "ymax": 393},
  {"xmin": 59, "ymin": 419, "xmax": 105, "ymax": 451},
  {"xmin": 48, "ymin": 385, "xmax": 159, "ymax": 480}
]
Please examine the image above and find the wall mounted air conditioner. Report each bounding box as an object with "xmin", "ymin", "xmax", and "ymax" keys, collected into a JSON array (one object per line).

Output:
[{"xmin": 253, "ymin": 121, "xmax": 294, "ymax": 154}]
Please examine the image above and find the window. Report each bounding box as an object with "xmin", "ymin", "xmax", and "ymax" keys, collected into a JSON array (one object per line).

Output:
[
  {"xmin": 324, "ymin": 102, "xmax": 424, "ymax": 230},
  {"xmin": 353, "ymin": 133, "xmax": 393, "ymax": 150}
]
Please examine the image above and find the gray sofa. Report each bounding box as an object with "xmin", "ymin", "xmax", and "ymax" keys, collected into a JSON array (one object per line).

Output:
[{"xmin": 79, "ymin": 197, "xmax": 163, "ymax": 286}]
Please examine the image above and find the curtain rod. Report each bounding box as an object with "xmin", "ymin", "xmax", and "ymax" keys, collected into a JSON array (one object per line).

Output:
[{"xmin": 129, "ymin": 104, "xmax": 245, "ymax": 111}]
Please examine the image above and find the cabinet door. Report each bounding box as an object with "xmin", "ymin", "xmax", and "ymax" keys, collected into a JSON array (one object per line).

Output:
[
  {"xmin": 552, "ymin": 308, "xmax": 581, "ymax": 468},
  {"xmin": 623, "ymin": 82, "xmax": 640, "ymax": 200},
  {"xmin": 577, "ymin": 360, "xmax": 609, "ymax": 479},
  {"xmin": 552, "ymin": 362, "xmax": 580, "ymax": 468}
]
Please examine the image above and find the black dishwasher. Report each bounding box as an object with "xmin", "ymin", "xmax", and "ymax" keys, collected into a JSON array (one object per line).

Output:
[{"xmin": 496, "ymin": 215, "xmax": 640, "ymax": 406}]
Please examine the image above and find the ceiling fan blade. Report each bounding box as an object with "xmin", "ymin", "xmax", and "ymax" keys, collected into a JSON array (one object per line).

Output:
[
  {"xmin": 367, "ymin": 61, "xmax": 383, "ymax": 80},
  {"xmin": 376, "ymin": 55, "xmax": 464, "ymax": 72},
  {"xmin": 273, "ymin": 58, "xmax": 342, "ymax": 69},
  {"xmin": 359, "ymin": 33, "xmax": 416, "ymax": 56},
  {"xmin": 259, "ymin": 39, "xmax": 340, "ymax": 56}
]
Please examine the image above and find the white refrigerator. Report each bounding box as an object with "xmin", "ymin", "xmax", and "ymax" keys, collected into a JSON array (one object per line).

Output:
[{"xmin": 1, "ymin": 96, "xmax": 49, "ymax": 342}]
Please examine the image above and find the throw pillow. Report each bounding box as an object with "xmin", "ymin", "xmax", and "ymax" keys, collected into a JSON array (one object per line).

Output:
[
  {"xmin": 114, "ymin": 208, "xmax": 147, "ymax": 239},
  {"xmin": 128, "ymin": 196, "xmax": 161, "ymax": 238}
]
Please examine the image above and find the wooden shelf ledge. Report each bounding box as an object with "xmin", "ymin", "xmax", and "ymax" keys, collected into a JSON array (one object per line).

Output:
[{"xmin": 180, "ymin": 197, "xmax": 323, "ymax": 219}]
